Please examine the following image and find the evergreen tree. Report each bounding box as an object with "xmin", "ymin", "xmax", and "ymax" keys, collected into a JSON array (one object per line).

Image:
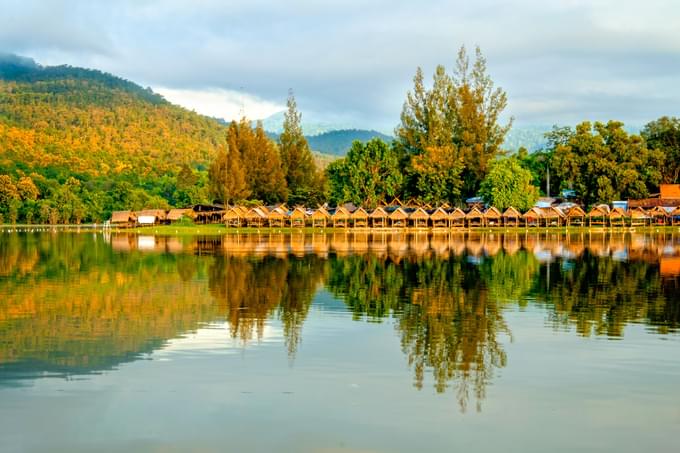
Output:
[
  {"xmin": 246, "ymin": 121, "xmax": 288, "ymax": 203},
  {"xmin": 279, "ymin": 91, "xmax": 321, "ymax": 205},
  {"xmin": 208, "ymin": 126, "xmax": 249, "ymax": 204}
]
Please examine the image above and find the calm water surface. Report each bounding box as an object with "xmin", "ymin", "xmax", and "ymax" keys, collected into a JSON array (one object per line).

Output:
[{"xmin": 1, "ymin": 230, "xmax": 679, "ymax": 452}]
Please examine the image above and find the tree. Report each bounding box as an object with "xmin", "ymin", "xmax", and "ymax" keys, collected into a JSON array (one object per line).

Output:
[
  {"xmin": 642, "ymin": 116, "xmax": 680, "ymax": 184},
  {"xmin": 396, "ymin": 46, "xmax": 511, "ymax": 200},
  {"xmin": 327, "ymin": 138, "xmax": 405, "ymax": 207},
  {"xmin": 16, "ymin": 176, "xmax": 40, "ymax": 201},
  {"xmin": 208, "ymin": 134, "xmax": 250, "ymax": 205},
  {"xmin": 279, "ymin": 91, "xmax": 322, "ymax": 205},
  {"xmin": 246, "ymin": 121, "xmax": 287, "ymax": 203},
  {"xmin": 479, "ymin": 157, "xmax": 539, "ymax": 211},
  {"xmin": 552, "ymin": 121, "xmax": 664, "ymax": 207}
]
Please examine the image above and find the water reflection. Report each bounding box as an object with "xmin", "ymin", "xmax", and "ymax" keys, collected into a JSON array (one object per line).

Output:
[{"xmin": 1, "ymin": 231, "xmax": 679, "ymax": 412}]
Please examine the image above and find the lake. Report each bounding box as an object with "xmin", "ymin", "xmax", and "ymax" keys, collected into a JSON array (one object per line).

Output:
[{"xmin": 1, "ymin": 230, "xmax": 679, "ymax": 452}]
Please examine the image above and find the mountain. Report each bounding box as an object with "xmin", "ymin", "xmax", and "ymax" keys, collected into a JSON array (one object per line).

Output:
[{"xmin": 306, "ymin": 129, "xmax": 393, "ymax": 156}]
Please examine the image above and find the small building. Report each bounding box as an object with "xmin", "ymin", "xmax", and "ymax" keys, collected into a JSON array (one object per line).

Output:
[
  {"xmin": 110, "ymin": 210, "xmax": 137, "ymax": 228},
  {"xmin": 388, "ymin": 207, "xmax": 409, "ymax": 228},
  {"xmin": 351, "ymin": 207, "xmax": 369, "ymax": 228},
  {"xmin": 409, "ymin": 207, "xmax": 430, "ymax": 229},
  {"xmin": 192, "ymin": 204, "xmax": 225, "ymax": 224},
  {"xmin": 166, "ymin": 208, "xmax": 192, "ymax": 224},
  {"xmin": 609, "ymin": 207, "xmax": 628, "ymax": 227},
  {"xmin": 310, "ymin": 207, "xmax": 330, "ymax": 228},
  {"xmin": 522, "ymin": 207, "xmax": 542, "ymax": 227},
  {"xmin": 502, "ymin": 207, "xmax": 521, "ymax": 227},
  {"xmin": 629, "ymin": 207, "xmax": 650, "ymax": 227},
  {"xmin": 587, "ymin": 205, "xmax": 609, "ymax": 227},
  {"xmin": 136, "ymin": 209, "xmax": 166, "ymax": 226},
  {"xmin": 331, "ymin": 206, "xmax": 351, "ymax": 228},
  {"xmin": 267, "ymin": 206, "xmax": 288, "ymax": 228},
  {"xmin": 449, "ymin": 208, "xmax": 466, "ymax": 228},
  {"xmin": 566, "ymin": 206, "xmax": 586, "ymax": 227},
  {"xmin": 288, "ymin": 207, "xmax": 308, "ymax": 228},
  {"xmin": 483, "ymin": 207, "xmax": 502, "ymax": 227},
  {"xmin": 368, "ymin": 207, "xmax": 389, "ymax": 228},
  {"xmin": 429, "ymin": 207, "xmax": 450, "ymax": 229},
  {"xmin": 245, "ymin": 207, "xmax": 268, "ymax": 227},
  {"xmin": 465, "ymin": 207, "xmax": 484, "ymax": 228}
]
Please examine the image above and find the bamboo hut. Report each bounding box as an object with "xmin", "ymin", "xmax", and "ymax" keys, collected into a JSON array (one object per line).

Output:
[
  {"xmin": 608, "ymin": 207, "xmax": 628, "ymax": 227},
  {"xmin": 288, "ymin": 207, "xmax": 308, "ymax": 228},
  {"xmin": 223, "ymin": 206, "xmax": 246, "ymax": 227},
  {"xmin": 388, "ymin": 207, "xmax": 409, "ymax": 228},
  {"xmin": 587, "ymin": 205, "xmax": 609, "ymax": 227},
  {"xmin": 449, "ymin": 208, "xmax": 466, "ymax": 228},
  {"xmin": 166, "ymin": 208, "xmax": 192, "ymax": 224},
  {"xmin": 540, "ymin": 207, "xmax": 566, "ymax": 227},
  {"xmin": 267, "ymin": 206, "xmax": 288, "ymax": 228},
  {"xmin": 331, "ymin": 206, "xmax": 351, "ymax": 228},
  {"xmin": 429, "ymin": 207, "xmax": 450, "ymax": 229},
  {"xmin": 310, "ymin": 207, "xmax": 330, "ymax": 228},
  {"xmin": 136, "ymin": 209, "xmax": 166, "ymax": 226},
  {"xmin": 409, "ymin": 207, "xmax": 430, "ymax": 228},
  {"xmin": 522, "ymin": 207, "xmax": 542, "ymax": 227},
  {"xmin": 192, "ymin": 204, "xmax": 225, "ymax": 224},
  {"xmin": 648, "ymin": 206, "xmax": 670, "ymax": 226},
  {"xmin": 110, "ymin": 211, "xmax": 137, "ymax": 228},
  {"xmin": 671, "ymin": 206, "xmax": 680, "ymax": 226},
  {"xmin": 501, "ymin": 207, "xmax": 521, "ymax": 227},
  {"xmin": 629, "ymin": 207, "xmax": 650, "ymax": 227},
  {"xmin": 465, "ymin": 207, "xmax": 485, "ymax": 228},
  {"xmin": 483, "ymin": 207, "xmax": 502, "ymax": 227},
  {"xmin": 245, "ymin": 207, "xmax": 268, "ymax": 227},
  {"xmin": 565, "ymin": 206, "xmax": 586, "ymax": 227},
  {"xmin": 351, "ymin": 207, "xmax": 369, "ymax": 228},
  {"xmin": 368, "ymin": 207, "xmax": 389, "ymax": 228}
]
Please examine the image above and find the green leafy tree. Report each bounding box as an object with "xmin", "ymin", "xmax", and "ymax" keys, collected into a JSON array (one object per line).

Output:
[
  {"xmin": 479, "ymin": 157, "xmax": 539, "ymax": 211},
  {"xmin": 552, "ymin": 121, "xmax": 664, "ymax": 207},
  {"xmin": 208, "ymin": 133, "xmax": 250, "ymax": 205},
  {"xmin": 327, "ymin": 138, "xmax": 405, "ymax": 207},
  {"xmin": 397, "ymin": 46, "xmax": 511, "ymax": 200},
  {"xmin": 641, "ymin": 116, "xmax": 680, "ymax": 183}
]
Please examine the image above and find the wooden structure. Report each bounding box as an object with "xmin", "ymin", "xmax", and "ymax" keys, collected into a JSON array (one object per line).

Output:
[
  {"xmin": 465, "ymin": 207, "xmax": 484, "ymax": 228},
  {"xmin": 672, "ymin": 206, "xmax": 680, "ymax": 226},
  {"xmin": 429, "ymin": 207, "xmax": 450, "ymax": 229},
  {"xmin": 540, "ymin": 207, "xmax": 565, "ymax": 227},
  {"xmin": 331, "ymin": 206, "xmax": 351, "ymax": 228},
  {"xmin": 629, "ymin": 207, "xmax": 649, "ymax": 227},
  {"xmin": 388, "ymin": 207, "xmax": 409, "ymax": 228},
  {"xmin": 608, "ymin": 207, "xmax": 628, "ymax": 227},
  {"xmin": 267, "ymin": 206, "xmax": 288, "ymax": 228},
  {"xmin": 166, "ymin": 208, "xmax": 192, "ymax": 224},
  {"xmin": 192, "ymin": 204, "xmax": 225, "ymax": 224},
  {"xmin": 566, "ymin": 206, "xmax": 586, "ymax": 227},
  {"xmin": 409, "ymin": 207, "xmax": 430, "ymax": 228},
  {"xmin": 288, "ymin": 207, "xmax": 308, "ymax": 228},
  {"xmin": 310, "ymin": 207, "xmax": 330, "ymax": 228},
  {"xmin": 224, "ymin": 206, "xmax": 247, "ymax": 227},
  {"xmin": 649, "ymin": 206, "xmax": 669, "ymax": 226},
  {"xmin": 368, "ymin": 207, "xmax": 388, "ymax": 228},
  {"xmin": 351, "ymin": 207, "xmax": 369, "ymax": 228},
  {"xmin": 502, "ymin": 207, "xmax": 521, "ymax": 227},
  {"xmin": 110, "ymin": 211, "xmax": 137, "ymax": 228},
  {"xmin": 483, "ymin": 207, "xmax": 502, "ymax": 227},
  {"xmin": 245, "ymin": 207, "xmax": 268, "ymax": 227},
  {"xmin": 522, "ymin": 207, "xmax": 542, "ymax": 227},
  {"xmin": 587, "ymin": 205, "xmax": 609, "ymax": 227},
  {"xmin": 449, "ymin": 208, "xmax": 466, "ymax": 228},
  {"xmin": 136, "ymin": 209, "xmax": 166, "ymax": 226}
]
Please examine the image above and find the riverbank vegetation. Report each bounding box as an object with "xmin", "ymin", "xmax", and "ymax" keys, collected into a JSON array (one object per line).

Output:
[{"xmin": 1, "ymin": 49, "xmax": 680, "ymax": 224}]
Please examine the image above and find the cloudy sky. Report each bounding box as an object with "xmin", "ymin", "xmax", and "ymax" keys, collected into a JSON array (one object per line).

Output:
[{"xmin": 1, "ymin": 0, "xmax": 679, "ymax": 132}]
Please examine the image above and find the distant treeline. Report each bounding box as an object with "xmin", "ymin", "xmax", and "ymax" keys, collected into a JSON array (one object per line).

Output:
[{"xmin": 0, "ymin": 50, "xmax": 679, "ymax": 224}]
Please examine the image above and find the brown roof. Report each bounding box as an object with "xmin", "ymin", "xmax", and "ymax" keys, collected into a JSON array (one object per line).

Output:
[
  {"xmin": 660, "ymin": 184, "xmax": 680, "ymax": 198},
  {"xmin": 609, "ymin": 207, "xmax": 627, "ymax": 218},
  {"xmin": 566, "ymin": 206, "xmax": 586, "ymax": 217},
  {"xmin": 540, "ymin": 207, "xmax": 566, "ymax": 219},
  {"xmin": 449, "ymin": 208, "xmax": 466, "ymax": 219},
  {"xmin": 167, "ymin": 208, "xmax": 191, "ymax": 220},
  {"xmin": 111, "ymin": 210, "xmax": 136, "ymax": 223},
  {"xmin": 587, "ymin": 205, "xmax": 609, "ymax": 217},
  {"xmin": 502, "ymin": 207, "xmax": 521, "ymax": 218},
  {"xmin": 245, "ymin": 207, "xmax": 268, "ymax": 219},
  {"xmin": 136, "ymin": 209, "xmax": 167, "ymax": 220},
  {"xmin": 369, "ymin": 207, "xmax": 388, "ymax": 218},
  {"xmin": 289, "ymin": 207, "xmax": 307, "ymax": 219},
  {"xmin": 310, "ymin": 207, "xmax": 330, "ymax": 219},
  {"xmin": 351, "ymin": 207, "xmax": 369, "ymax": 219},
  {"xmin": 465, "ymin": 207, "xmax": 484, "ymax": 219},
  {"xmin": 224, "ymin": 207, "xmax": 244, "ymax": 219},
  {"xmin": 268, "ymin": 207, "xmax": 287, "ymax": 219},
  {"xmin": 522, "ymin": 207, "xmax": 542, "ymax": 219},
  {"xmin": 484, "ymin": 207, "xmax": 502, "ymax": 219},
  {"xmin": 629, "ymin": 207, "xmax": 649, "ymax": 219},
  {"xmin": 409, "ymin": 207, "xmax": 430, "ymax": 219},
  {"xmin": 389, "ymin": 207, "xmax": 409, "ymax": 220},
  {"xmin": 332, "ymin": 206, "xmax": 351, "ymax": 219},
  {"xmin": 429, "ymin": 207, "xmax": 449, "ymax": 220}
]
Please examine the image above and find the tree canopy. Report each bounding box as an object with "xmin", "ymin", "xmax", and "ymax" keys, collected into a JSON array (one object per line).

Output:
[{"xmin": 479, "ymin": 157, "xmax": 539, "ymax": 211}]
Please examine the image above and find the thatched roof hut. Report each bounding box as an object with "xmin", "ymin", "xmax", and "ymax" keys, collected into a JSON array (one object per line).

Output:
[
  {"xmin": 540, "ymin": 207, "xmax": 566, "ymax": 226},
  {"xmin": 369, "ymin": 207, "xmax": 389, "ymax": 228},
  {"xmin": 566, "ymin": 206, "xmax": 586, "ymax": 226},
  {"xmin": 671, "ymin": 206, "xmax": 680, "ymax": 225},
  {"xmin": 587, "ymin": 205, "xmax": 609, "ymax": 226},
  {"xmin": 502, "ymin": 207, "xmax": 521, "ymax": 227},
  {"xmin": 310, "ymin": 207, "xmax": 330, "ymax": 228},
  {"xmin": 267, "ymin": 206, "xmax": 288, "ymax": 228},
  {"xmin": 167, "ymin": 208, "xmax": 192, "ymax": 222},
  {"xmin": 388, "ymin": 207, "xmax": 409, "ymax": 227},
  {"xmin": 136, "ymin": 209, "xmax": 166, "ymax": 225},
  {"xmin": 465, "ymin": 207, "xmax": 484, "ymax": 227},
  {"xmin": 449, "ymin": 207, "xmax": 466, "ymax": 227},
  {"xmin": 409, "ymin": 207, "xmax": 430, "ymax": 228},
  {"xmin": 331, "ymin": 206, "xmax": 351, "ymax": 228},
  {"xmin": 245, "ymin": 207, "xmax": 268, "ymax": 227},
  {"xmin": 111, "ymin": 211, "xmax": 137, "ymax": 227},
  {"xmin": 224, "ymin": 207, "xmax": 246, "ymax": 227},
  {"xmin": 648, "ymin": 206, "xmax": 670, "ymax": 225},
  {"xmin": 288, "ymin": 207, "xmax": 308, "ymax": 227},
  {"xmin": 522, "ymin": 207, "xmax": 542, "ymax": 227},
  {"xmin": 429, "ymin": 207, "xmax": 449, "ymax": 228},
  {"xmin": 609, "ymin": 207, "xmax": 628, "ymax": 227},
  {"xmin": 483, "ymin": 207, "xmax": 502, "ymax": 226},
  {"xmin": 351, "ymin": 207, "xmax": 369, "ymax": 227}
]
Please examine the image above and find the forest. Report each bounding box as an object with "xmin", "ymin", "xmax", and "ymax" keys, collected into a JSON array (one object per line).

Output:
[{"xmin": 1, "ymin": 49, "xmax": 680, "ymax": 224}]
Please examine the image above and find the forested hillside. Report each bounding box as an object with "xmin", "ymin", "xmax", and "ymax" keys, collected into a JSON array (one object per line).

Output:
[{"xmin": 0, "ymin": 55, "xmax": 228, "ymax": 222}]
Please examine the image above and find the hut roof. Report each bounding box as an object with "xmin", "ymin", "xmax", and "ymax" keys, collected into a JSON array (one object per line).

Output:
[
  {"xmin": 566, "ymin": 206, "xmax": 586, "ymax": 217},
  {"xmin": 351, "ymin": 207, "xmax": 369, "ymax": 219},
  {"xmin": 502, "ymin": 207, "xmax": 521, "ymax": 218},
  {"xmin": 369, "ymin": 207, "xmax": 388, "ymax": 218},
  {"xmin": 167, "ymin": 208, "xmax": 191, "ymax": 221},
  {"xmin": 449, "ymin": 207, "xmax": 467, "ymax": 219},
  {"xmin": 629, "ymin": 207, "xmax": 649, "ymax": 219},
  {"xmin": 245, "ymin": 207, "xmax": 268, "ymax": 219},
  {"xmin": 649, "ymin": 205, "xmax": 669, "ymax": 216},
  {"xmin": 136, "ymin": 209, "xmax": 167, "ymax": 220},
  {"xmin": 311, "ymin": 207, "xmax": 330, "ymax": 219},
  {"xmin": 465, "ymin": 207, "xmax": 484, "ymax": 219},
  {"xmin": 609, "ymin": 207, "xmax": 627, "ymax": 218},
  {"xmin": 389, "ymin": 207, "xmax": 409, "ymax": 220},
  {"xmin": 541, "ymin": 207, "xmax": 566, "ymax": 219},
  {"xmin": 332, "ymin": 206, "xmax": 351, "ymax": 219},
  {"xmin": 268, "ymin": 206, "xmax": 287, "ymax": 219},
  {"xmin": 429, "ymin": 207, "xmax": 449, "ymax": 220},
  {"xmin": 587, "ymin": 205, "xmax": 609, "ymax": 217},
  {"xmin": 289, "ymin": 207, "xmax": 308, "ymax": 218},
  {"xmin": 192, "ymin": 204, "xmax": 224, "ymax": 212},
  {"xmin": 522, "ymin": 207, "xmax": 543, "ymax": 218},
  {"xmin": 672, "ymin": 206, "xmax": 680, "ymax": 216},
  {"xmin": 409, "ymin": 207, "xmax": 430, "ymax": 219},
  {"xmin": 111, "ymin": 210, "xmax": 136, "ymax": 223},
  {"xmin": 224, "ymin": 207, "xmax": 243, "ymax": 219},
  {"xmin": 484, "ymin": 206, "xmax": 502, "ymax": 219}
]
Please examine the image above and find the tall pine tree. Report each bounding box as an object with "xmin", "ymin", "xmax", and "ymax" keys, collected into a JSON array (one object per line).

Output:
[{"xmin": 208, "ymin": 122, "xmax": 249, "ymax": 204}]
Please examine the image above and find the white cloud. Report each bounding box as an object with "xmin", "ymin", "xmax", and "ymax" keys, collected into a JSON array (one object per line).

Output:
[{"xmin": 154, "ymin": 87, "xmax": 284, "ymax": 122}]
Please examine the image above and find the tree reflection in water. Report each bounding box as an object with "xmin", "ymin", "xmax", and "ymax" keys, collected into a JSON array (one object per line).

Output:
[{"xmin": 0, "ymin": 231, "xmax": 679, "ymax": 412}]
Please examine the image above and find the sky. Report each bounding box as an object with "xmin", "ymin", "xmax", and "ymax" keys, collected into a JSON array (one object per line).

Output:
[{"xmin": 1, "ymin": 0, "xmax": 679, "ymax": 133}]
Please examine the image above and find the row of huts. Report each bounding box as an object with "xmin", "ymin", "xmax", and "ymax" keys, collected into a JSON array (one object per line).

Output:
[{"xmin": 110, "ymin": 203, "xmax": 680, "ymax": 229}]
